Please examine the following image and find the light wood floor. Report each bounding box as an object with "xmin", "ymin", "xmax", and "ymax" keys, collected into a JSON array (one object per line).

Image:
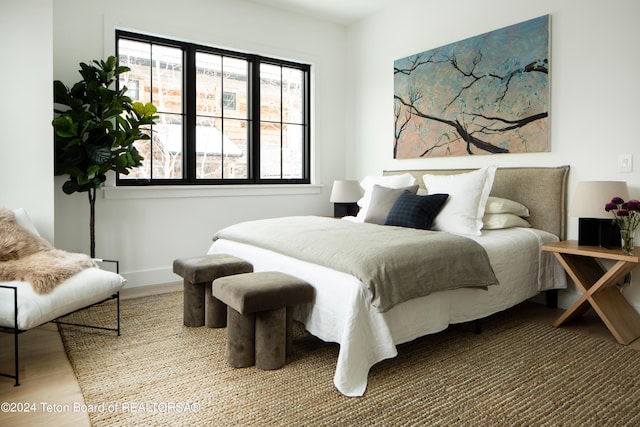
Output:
[
  {"xmin": 1, "ymin": 291, "xmax": 638, "ymax": 427},
  {"xmin": 0, "ymin": 283, "xmax": 180, "ymax": 427}
]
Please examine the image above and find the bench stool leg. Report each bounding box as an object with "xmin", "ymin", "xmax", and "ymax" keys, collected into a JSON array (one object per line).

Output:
[
  {"xmin": 255, "ymin": 307, "xmax": 286, "ymax": 370},
  {"xmin": 227, "ymin": 308, "xmax": 255, "ymax": 368},
  {"xmin": 286, "ymin": 306, "xmax": 294, "ymax": 357},
  {"xmin": 183, "ymin": 280, "xmax": 206, "ymax": 327},
  {"xmin": 205, "ymin": 285, "xmax": 227, "ymax": 328}
]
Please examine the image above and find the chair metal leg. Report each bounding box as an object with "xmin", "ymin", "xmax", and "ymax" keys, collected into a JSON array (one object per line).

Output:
[
  {"xmin": 117, "ymin": 291, "xmax": 121, "ymax": 336},
  {"xmin": 13, "ymin": 331, "xmax": 19, "ymax": 386},
  {"xmin": 0, "ymin": 285, "xmax": 20, "ymax": 386}
]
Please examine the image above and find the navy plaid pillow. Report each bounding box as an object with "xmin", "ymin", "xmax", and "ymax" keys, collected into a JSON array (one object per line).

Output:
[{"xmin": 385, "ymin": 192, "xmax": 449, "ymax": 229}]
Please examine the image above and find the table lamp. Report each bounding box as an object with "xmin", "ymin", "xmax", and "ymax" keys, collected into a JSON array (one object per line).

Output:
[
  {"xmin": 569, "ymin": 180, "xmax": 629, "ymax": 247},
  {"xmin": 330, "ymin": 180, "xmax": 361, "ymax": 218}
]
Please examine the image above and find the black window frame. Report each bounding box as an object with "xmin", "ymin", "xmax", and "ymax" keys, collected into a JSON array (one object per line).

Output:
[{"xmin": 115, "ymin": 30, "xmax": 311, "ymax": 186}]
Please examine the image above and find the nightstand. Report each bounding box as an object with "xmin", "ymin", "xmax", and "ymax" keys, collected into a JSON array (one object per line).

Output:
[{"xmin": 541, "ymin": 240, "xmax": 640, "ymax": 345}]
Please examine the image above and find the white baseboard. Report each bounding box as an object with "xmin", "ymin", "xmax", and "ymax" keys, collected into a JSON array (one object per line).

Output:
[
  {"xmin": 117, "ymin": 266, "xmax": 182, "ymax": 299},
  {"xmin": 121, "ymin": 281, "xmax": 181, "ymax": 300},
  {"xmin": 120, "ymin": 267, "xmax": 177, "ymax": 289}
]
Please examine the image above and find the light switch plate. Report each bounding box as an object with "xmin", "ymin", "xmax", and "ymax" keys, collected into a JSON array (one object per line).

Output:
[{"xmin": 619, "ymin": 154, "xmax": 633, "ymax": 173}]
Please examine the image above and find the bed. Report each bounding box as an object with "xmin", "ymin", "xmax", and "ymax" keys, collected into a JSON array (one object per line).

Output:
[{"xmin": 208, "ymin": 166, "xmax": 570, "ymax": 397}]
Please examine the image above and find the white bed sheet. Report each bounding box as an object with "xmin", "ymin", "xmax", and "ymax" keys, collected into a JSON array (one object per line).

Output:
[
  {"xmin": 208, "ymin": 227, "xmax": 566, "ymax": 397},
  {"xmin": 0, "ymin": 268, "xmax": 126, "ymax": 330}
]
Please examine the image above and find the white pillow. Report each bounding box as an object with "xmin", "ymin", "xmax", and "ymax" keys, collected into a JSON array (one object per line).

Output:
[
  {"xmin": 485, "ymin": 196, "xmax": 530, "ymax": 217},
  {"xmin": 423, "ymin": 166, "xmax": 496, "ymax": 236},
  {"xmin": 483, "ymin": 213, "xmax": 531, "ymax": 230},
  {"xmin": 354, "ymin": 173, "xmax": 416, "ymax": 222},
  {"xmin": 13, "ymin": 208, "xmax": 41, "ymax": 237}
]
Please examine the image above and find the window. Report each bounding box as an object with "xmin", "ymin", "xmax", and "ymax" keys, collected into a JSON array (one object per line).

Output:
[
  {"xmin": 222, "ymin": 92, "xmax": 236, "ymax": 110},
  {"xmin": 126, "ymin": 80, "xmax": 140, "ymax": 101},
  {"xmin": 116, "ymin": 30, "xmax": 310, "ymax": 185}
]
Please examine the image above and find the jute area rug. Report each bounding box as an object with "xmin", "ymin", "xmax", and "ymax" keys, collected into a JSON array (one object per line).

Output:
[{"xmin": 59, "ymin": 292, "xmax": 640, "ymax": 426}]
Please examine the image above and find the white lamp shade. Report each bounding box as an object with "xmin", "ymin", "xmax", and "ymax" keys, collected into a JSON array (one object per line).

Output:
[
  {"xmin": 569, "ymin": 181, "xmax": 630, "ymax": 218},
  {"xmin": 330, "ymin": 180, "xmax": 361, "ymax": 203}
]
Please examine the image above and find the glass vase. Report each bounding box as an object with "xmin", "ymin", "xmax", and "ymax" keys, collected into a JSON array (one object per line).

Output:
[{"xmin": 620, "ymin": 229, "xmax": 635, "ymax": 255}]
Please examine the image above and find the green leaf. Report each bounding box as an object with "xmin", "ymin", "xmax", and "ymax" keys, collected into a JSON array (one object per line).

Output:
[
  {"xmin": 105, "ymin": 56, "xmax": 117, "ymax": 71},
  {"xmin": 62, "ymin": 180, "xmax": 83, "ymax": 194},
  {"xmin": 116, "ymin": 154, "xmax": 128, "ymax": 168},
  {"xmin": 144, "ymin": 102, "xmax": 157, "ymax": 116},
  {"xmin": 87, "ymin": 164, "xmax": 101, "ymax": 176},
  {"xmin": 133, "ymin": 101, "xmax": 157, "ymax": 117},
  {"xmin": 115, "ymin": 65, "xmax": 131, "ymax": 75},
  {"xmin": 86, "ymin": 145, "xmax": 112, "ymax": 164},
  {"xmin": 130, "ymin": 147, "xmax": 144, "ymax": 165},
  {"xmin": 53, "ymin": 80, "xmax": 70, "ymax": 103},
  {"xmin": 52, "ymin": 115, "xmax": 72, "ymax": 133}
]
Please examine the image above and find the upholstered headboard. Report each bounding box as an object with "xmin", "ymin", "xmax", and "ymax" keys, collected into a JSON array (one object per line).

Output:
[{"xmin": 383, "ymin": 166, "xmax": 570, "ymax": 240}]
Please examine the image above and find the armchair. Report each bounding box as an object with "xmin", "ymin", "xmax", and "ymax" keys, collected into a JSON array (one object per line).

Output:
[{"xmin": 0, "ymin": 208, "xmax": 125, "ymax": 386}]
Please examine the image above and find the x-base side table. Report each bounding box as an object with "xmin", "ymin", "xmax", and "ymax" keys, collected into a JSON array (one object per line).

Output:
[{"xmin": 541, "ymin": 240, "xmax": 640, "ymax": 345}]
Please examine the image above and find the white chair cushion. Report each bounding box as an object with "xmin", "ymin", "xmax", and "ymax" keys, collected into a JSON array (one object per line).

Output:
[{"xmin": 0, "ymin": 268, "xmax": 125, "ymax": 330}]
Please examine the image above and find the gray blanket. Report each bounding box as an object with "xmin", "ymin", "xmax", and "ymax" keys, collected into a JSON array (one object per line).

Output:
[{"xmin": 214, "ymin": 216, "xmax": 499, "ymax": 312}]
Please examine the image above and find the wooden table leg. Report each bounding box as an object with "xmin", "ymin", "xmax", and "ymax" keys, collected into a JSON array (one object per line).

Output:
[{"xmin": 552, "ymin": 252, "xmax": 640, "ymax": 345}]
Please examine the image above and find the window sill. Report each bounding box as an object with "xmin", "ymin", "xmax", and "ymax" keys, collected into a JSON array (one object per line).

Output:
[{"xmin": 102, "ymin": 184, "xmax": 324, "ymax": 200}]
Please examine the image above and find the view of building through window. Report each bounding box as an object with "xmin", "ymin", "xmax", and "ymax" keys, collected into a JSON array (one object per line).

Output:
[
  {"xmin": 194, "ymin": 52, "xmax": 249, "ymax": 180},
  {"xmin": 259, "ymin": 64, "xmax": 305, "ymax": 180},
  {"xmin": 116, "ymin": 31, "xmax": 310, "ymax": 184}
]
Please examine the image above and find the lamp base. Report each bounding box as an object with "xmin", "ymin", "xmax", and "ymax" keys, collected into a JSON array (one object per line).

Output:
[
  {"xmin": 599, "ymin": 220, "xmax": 621, "ymax": 249},
  {"xmin": 333, "ymin": 203, "xmax": 359, "ymax": 218},
  {"xmin": 578, "ymin": 218, "xmax": 620, "ymax": 248}
]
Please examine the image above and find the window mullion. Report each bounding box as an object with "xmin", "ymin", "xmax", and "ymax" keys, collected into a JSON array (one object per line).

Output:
[
  {"xmin": 251, "ymin": 57, "xmax": 260, "ymax": 182},
  {"xmin": 185, "ymin": 46, "xmax": 196, "ymax": 183},
  {"xmin": 220, "ymin": 57, "xmax": 225, "ymax": 178},
  {"xmin": 149, "ymin": 43, "xmax": 155, "ymax": 180},
  {"xmin": 280, "ymin": 66, "xmax": 284, "ymax": 179}
]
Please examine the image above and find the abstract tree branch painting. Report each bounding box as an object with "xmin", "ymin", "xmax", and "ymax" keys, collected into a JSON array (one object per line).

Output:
[{"xmin": 394, "ymin": 15, "xmax": 550, "ymax": 158}]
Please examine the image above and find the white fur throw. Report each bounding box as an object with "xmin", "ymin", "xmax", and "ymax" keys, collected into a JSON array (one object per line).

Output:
[{"xmin": 0, "ymin": 208, "xmax": 96, "ymax": 294}]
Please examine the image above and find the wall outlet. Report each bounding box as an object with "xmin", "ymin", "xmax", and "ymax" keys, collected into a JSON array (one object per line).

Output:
[{"xmin": 619, "ymin": 154, "xmax": 633, "ymax": 173}]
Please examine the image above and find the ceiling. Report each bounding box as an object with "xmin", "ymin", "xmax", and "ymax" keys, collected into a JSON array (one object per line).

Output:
[{"xmin": 247, "ymin": 0, "xmax": 393, "ymax": 24}]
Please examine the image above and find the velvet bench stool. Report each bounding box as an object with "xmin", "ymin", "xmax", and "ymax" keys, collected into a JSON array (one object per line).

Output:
[
  {"xmin": 212, "ymin": 271, "xmax": 314, "ymax": 370},
  {"xmin": 173, "ymin": 254, "xmax": 253, "ymax": 327}
]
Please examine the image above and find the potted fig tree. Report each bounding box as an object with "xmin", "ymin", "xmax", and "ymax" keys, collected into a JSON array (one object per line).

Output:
[{"xmin": 52, "ymin": 56, "xmax": 157, "ymax": 257}]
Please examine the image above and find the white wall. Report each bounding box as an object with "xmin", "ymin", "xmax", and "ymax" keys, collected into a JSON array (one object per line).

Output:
[
  {"xmin": 346, "ymin": 0, "xmax": 640, "ymax": 309},
  {"xmin": 0, "ymin": 0, "xmax": 54, "ymax": 242},
  {"xmin": 52, "ymin": 0, "xmax": 347, "ymax": 287},
  {"xmin": 33, "ymin": 0, "xmax": 640, "ymax": 311}
]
